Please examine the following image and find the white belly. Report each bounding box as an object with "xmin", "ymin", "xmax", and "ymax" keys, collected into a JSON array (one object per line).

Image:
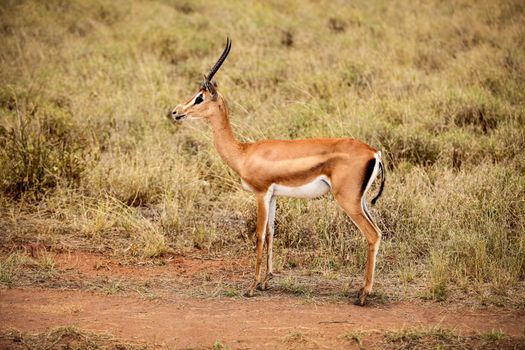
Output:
[{"xmin": 272, "ymin": 175, "xmax": 331, "ymax": 199}]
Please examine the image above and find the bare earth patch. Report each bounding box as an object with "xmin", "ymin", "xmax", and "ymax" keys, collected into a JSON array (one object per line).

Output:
[
  {"xmin": 1, "ymin": 288, "xmax": 524, "ymax": 349},
  {"xmin": 1, "ymin": 251, "xmax": 524, "ymax": 349}
]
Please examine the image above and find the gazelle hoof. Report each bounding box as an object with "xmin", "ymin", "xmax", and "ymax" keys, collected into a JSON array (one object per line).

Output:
[
  {"xmin": 259, "ymin": 280, "xmax": 272, "ymax": 291},
  {"xmin": 354, "ymin": 296, "xmax": 366, "ymax": 306},
  {"xmin": 257, "ymin": 273, "xmax": 274, "ymax": 291},
  {"xmin": 354, "ymin": 288, "xmax": 367, "ymax": 306}
]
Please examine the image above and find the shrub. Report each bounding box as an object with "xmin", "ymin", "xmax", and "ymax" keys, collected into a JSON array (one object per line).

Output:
[
  {"xmin": 0, "ymin": 95, "xmax": 87, "ymax": 198},
  {"xmin": 374, "ymin": 125, "xmax": 440, "ymax": 168}
]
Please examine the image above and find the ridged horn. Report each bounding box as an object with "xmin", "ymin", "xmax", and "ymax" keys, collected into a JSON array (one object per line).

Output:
[{"xmin": 204, "ymin": 37, "xmax": 231, "ymax": 83}]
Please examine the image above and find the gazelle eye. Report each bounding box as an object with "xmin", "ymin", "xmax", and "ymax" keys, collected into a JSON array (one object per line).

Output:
[{"xmin": 194, "ymin": 94, "xmax": 204, "ymax": 105}]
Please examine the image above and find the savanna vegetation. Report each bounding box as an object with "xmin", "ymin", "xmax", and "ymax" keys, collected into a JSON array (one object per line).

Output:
[{"xmin": 1, "ymin": 0, "xmax": 524, "ymax": 307}]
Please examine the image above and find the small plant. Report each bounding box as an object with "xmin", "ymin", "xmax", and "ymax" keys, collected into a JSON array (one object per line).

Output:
[
  {"xmin": 430, "ymin": 282, "xmax": 448, "ymax": 302},
  {"xmin": 36, "ymin": 252, "xmax": 55, "ymax": 271},
  {"xmin": 484, "ymin": 329, "xmax": 505, "ymax": 341},
  {"xmin": 428, "ymin": 250, "xmax": 449, "ymax": 302},
  {"xmin": 399, "ymin": 266, "xmax": 415, "ymax": 286},
  {"xmin": 282, "ymin": 330, "xmax": 308, "ymax": 344},
  {"xmin": 135, "ymin": 285, "xmax": 158, "ymax": 300},
  {"xmin": 386, "ymin": 329, "xmax": 423, "ymax": 343},
  {"xmin": 385, "ymin": 327, "xmax": 460, "ymax": 348},
  {"xmin": 212, "ymin": 340, "xmax": 230, "ymax": 350},
  {"xmin": 222, "ymin": 288, "xmax": 238, "ymax": 297},
  {"xmin": 191, "ymin": 225, "xmax": 217, "ymax": 251},
  {"xmin": 139, "ymin": 228, "xmax": 167, "ymax": 258},
  {"xmin": 0, "ymin": 252, "xmax": 29, "ymax": 286},
  {"xmin": 107, "ymin": 280, "xmax": 124, "ymax": 294},
  {"xmin": 341, "ymin": 330, "xmax": 366, "ymax": 349},
  {"xmin": 278, "ymin": 276, "xmax": 311, "ymax": 296}
]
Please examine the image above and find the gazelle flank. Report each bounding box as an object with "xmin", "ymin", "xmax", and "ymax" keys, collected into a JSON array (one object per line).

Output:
[{"xmin": 170, "ymin": 38, "xmax": 386, "ymax": 306}]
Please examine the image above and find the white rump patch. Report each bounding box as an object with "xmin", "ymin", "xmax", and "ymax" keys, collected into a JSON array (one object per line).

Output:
[
  {"xmin": 361, "ymin": 152, "xmax": 381, "ymax": 229},
  {"xmin": 272, "ymin": 175, "xmax": 331, "ymax": 199}
]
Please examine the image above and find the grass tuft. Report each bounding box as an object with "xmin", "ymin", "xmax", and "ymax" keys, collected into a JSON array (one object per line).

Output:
[
  {"xmin": 484, "ymin": 329, "xmax": 505, "ymax": 341},
  {"xmin": 0, "ymin": 326, "xmax": 146, "ymax": 349}
]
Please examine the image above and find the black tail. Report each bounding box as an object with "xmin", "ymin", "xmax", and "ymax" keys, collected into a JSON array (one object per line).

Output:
[{"xmin": 371, "ymin": 160, "xmax": 385, "ymax": 205}]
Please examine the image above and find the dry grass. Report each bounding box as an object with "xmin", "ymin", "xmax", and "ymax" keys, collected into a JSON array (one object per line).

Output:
[
  {"xmin": 0, "ymin": 326, "xmax": 147, "ymax": 349},
  {"xmin": 0, "ymin": 0, "xmax": 524, "ymax": 305},
  {"xmin": 341, "ymin": 327, "xmax": 524, "ymax": 349}
]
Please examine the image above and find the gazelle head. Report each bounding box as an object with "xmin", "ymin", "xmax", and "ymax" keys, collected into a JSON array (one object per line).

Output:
[{"xmin": 171, "ymin": 38, "xmax": 231, "ymax": 122}]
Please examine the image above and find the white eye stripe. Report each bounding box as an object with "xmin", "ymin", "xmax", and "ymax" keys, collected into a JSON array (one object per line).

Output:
[{"xmin": 183, "ymin": 93, "xmax": 203, "ymax": 108}]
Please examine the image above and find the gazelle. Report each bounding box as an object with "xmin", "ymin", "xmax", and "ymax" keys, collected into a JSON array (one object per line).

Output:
[{"xmin": 170, "ymin": 38, "xmax": 385, "ymax": 305}]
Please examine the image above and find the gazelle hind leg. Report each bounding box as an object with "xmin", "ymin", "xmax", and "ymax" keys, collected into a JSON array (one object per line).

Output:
[
  {"xmin": 245, "ymin": 191, "xmax": 271, "ymax": 297},
  {"xmin": 334, "ymin": 192, "xmax": 381, "ymax": 306},
  {"xmin": 260, "ymin": 196, "xmax": 276, "ymax": 290}
]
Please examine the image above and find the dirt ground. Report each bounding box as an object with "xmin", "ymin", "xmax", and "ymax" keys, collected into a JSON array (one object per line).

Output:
[{"xmin": 1, "ymin": 251, "xmax": 524, "ymax": 349}]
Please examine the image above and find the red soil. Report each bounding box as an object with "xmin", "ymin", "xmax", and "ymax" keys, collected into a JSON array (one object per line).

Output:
[{"xmin": 0, "ymin": 251, "xmax": 524, "ymax": 349}]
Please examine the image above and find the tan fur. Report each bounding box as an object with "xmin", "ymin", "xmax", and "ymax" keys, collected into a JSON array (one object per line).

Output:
[{"xmin": 172, "ymin": 89, "xmax": 382, "ymax": 305}]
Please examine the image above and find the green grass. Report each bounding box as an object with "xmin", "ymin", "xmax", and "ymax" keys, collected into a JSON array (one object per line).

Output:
[
  {"xmin": 484, "ymin": 329, "xmax": 505, "ymax": 341},
  {"xmin": 0, "ymin": 0, "xmax": 524, "ymax": 306}
]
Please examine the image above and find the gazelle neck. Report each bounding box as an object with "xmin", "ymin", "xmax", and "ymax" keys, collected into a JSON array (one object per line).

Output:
[{"xmin": 208, "ymin": 98, "xmax": 244, "ymax": 174}]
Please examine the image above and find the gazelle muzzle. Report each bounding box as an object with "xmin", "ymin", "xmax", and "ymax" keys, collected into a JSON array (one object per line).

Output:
[{"xmin": 171, "ymin": 106, "xmax": 186, "ymax": 122}]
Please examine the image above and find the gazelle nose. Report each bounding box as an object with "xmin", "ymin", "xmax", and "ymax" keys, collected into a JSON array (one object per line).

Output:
[{"xmin": 170, "ymin": 109, "xmax": 186, "ymax": 121}]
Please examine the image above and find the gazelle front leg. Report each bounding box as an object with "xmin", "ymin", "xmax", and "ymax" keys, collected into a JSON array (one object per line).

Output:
[
  {"xmin": 260, "ymin": 195, "xmax": 276, "ymax": 290},
  {"xmin": 245, "ymin": 190, "xmax": 271, "ymax": 297}
]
